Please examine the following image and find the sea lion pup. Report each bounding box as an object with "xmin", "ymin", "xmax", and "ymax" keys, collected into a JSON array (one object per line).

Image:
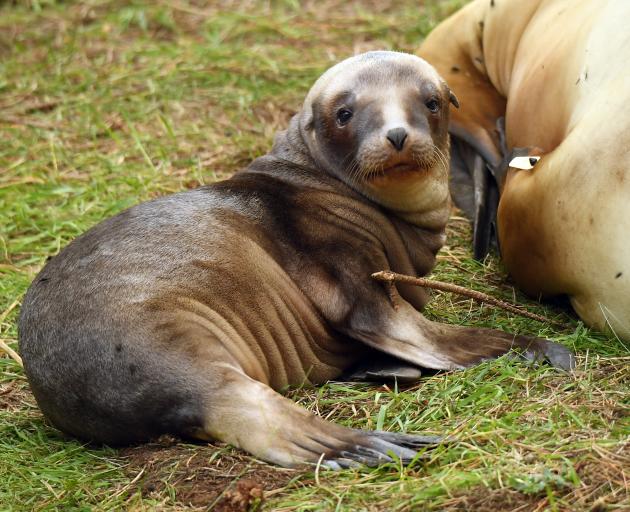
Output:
[
  {"xmin": 418, "ymin": 0, "xmax": 630, "ymax": 339},
  {"xmin": 18, "ymin": 51, "xmax": 573, "ymax": 469}
]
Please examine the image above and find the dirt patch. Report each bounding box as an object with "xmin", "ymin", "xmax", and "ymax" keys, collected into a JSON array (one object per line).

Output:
[
  {"xmin": 213, "ymin": 478, "xmax": 265, "ymax": 512},
  {"xmin": 119, "ymin": 436, "xmax": 299, "ymax": 510},
  {"xmin": 0, "ymin": 380, "xmax": 35, "ymax": 412}
]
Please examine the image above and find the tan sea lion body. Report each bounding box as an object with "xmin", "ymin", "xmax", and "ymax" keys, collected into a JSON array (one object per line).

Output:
[
  {"xmin": 18, "ymin": 52, "xmax": 572, "ymax": 469},
  {"xmin": 419, "ymin": 0, "xmax": 630, "ymax": 340}
]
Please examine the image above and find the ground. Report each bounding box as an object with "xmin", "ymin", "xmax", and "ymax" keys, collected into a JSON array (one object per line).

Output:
[{"xmin": 0, "ymin": 0, "xmax": 628, "ymax": 510}]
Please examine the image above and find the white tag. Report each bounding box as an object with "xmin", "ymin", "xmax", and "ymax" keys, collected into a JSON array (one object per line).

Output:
[{"xmin": 509, "ymin": 156, "xmax": 540, "ymax": 170}]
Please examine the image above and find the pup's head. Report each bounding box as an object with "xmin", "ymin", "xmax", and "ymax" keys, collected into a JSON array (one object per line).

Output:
[{"xmin": 299, "ymin": 51, "xmax": 458, "ymax": 228}]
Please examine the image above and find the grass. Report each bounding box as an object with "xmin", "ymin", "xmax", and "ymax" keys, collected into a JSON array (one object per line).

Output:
[{"xmin": 0, "ymin": 0, "xmax": 628, "ymax": 510}]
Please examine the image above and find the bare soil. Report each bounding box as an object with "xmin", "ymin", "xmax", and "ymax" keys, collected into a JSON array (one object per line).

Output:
[
  {"xmin": 119, "ymin": 436, "xmax": 300, "ymax": 511},
  {"xmin": 0, "ymin": 380, "xmax": 34, "ymax": 412}
]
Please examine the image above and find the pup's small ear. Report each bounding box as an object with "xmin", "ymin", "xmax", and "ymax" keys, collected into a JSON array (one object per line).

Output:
[
  {"xmin": 449, "ymin": 90, "xmax": 460, "ymax": 109},
  {"xmin": 303, "ymin": 115, "xmax": 314, "ymax": 131},
  {"xmin": 301, "ymin": 97, "xmax": 321, "ymax": 132}
]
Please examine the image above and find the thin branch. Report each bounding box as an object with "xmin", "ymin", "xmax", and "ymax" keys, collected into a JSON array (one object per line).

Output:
[
  {"xmin": 0, "ymin": 297, "xmax": 20, "ymax": 325},
  {"xmin": 0, "ymin": 116, "xmax": 56, "ymax": 130},
  {"xmin": 372, "ymin": 270, "xmax": 564, "ymax": 327},
  {"xmin": 0, "ymin": 339, "xmax": 23, "ymax": 368}
]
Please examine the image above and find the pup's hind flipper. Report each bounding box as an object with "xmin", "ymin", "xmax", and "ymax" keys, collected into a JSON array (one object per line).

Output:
[{"xmin": 195, "ymin": 364, "xmax": 443, "ymax": 468}]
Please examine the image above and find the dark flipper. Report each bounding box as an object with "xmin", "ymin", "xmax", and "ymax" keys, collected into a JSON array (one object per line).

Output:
[
  {"xmin": 323, "ymin": 430, "xmax": 444, "ymax": 469},
  {"xmin": 449, "ymin": 136, "xmax": 499, "ymax": 260},
  {"xmin": 343, "ymin": 352, "xmax": 422, "ymax": 383},
  {"xmin": 472, "ymin": 151, "xmax": 499, "ymax": 260},
  {"xmin": 449, "ymin": 117, "xmax": 539, "ymax": 260}
]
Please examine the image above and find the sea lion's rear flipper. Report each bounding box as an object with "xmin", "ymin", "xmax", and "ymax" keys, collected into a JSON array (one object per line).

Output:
[
  {"xmin": 450, "ymin": 137, "xmax": 500, "ymax": 260},
  {"xmin": 449, "ymin": 118, "xmax": 544, "ymax": 260},
  {"xmin": 449, "ymin": 127, "xmax": 502, "ymax": 260},
  {"xmin": 195, "ymin": 364, "xmax": 442, "ymax": 468}
]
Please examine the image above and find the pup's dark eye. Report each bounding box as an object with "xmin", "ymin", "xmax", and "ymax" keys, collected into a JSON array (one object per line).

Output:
[
  {"xmin": 425, "ymin": 98, "xmax": 440, "ymax": 113},
  {"xmin": 336, "ymin": 108, "xmax": 353, "ymax": 125}
]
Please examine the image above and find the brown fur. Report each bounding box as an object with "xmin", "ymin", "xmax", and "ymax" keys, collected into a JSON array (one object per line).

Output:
[{"xmin": 18, "ymin": 51, "xmax": 573, "ymax": 469}]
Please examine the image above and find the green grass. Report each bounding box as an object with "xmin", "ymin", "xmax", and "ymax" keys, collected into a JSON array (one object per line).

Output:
[{"xmin": 1, "ymin": 0, "xmax": 628, "ymax": 510}]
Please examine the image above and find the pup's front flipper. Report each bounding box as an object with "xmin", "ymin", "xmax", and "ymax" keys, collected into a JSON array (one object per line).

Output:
[
  {"xmin": 339, "ymin": 276, "xmax": 575, "ymax": 373},
  {"xmin": 426, "ymin": 323, "xmax": 575, "ymax": 371},
  {"xmin": 195, "ymin": 364, "xmax": 442, "ymax": 468}
]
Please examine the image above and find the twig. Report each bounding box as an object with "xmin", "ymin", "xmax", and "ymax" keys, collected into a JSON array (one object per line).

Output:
[
  {"xmin": 372, "ymin": 270, "xmax": 564, "ymax": 327},
  {"xmin": 0, "ymin": 116, "xmax": 56, "ymax": 130},
  {"xmin": 0, "ymin": 297, "xmax": 20, "ymax": 326},
  {"xmin": 315, "ymin": 452, "xmax": 325, "ymax": 486},
  {"xmin": 382, "ymin": 279, "xmax": 399, "ymax": 311},
  {"xmin": 112, "ymin": 467, "xmax": 145, "ymax": 498},
  {"xmin": 0, "ymin": 339, "xmax": 23, "ymax": 367}
]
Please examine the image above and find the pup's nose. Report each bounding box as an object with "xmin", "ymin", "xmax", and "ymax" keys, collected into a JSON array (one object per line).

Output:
[{"xmin": 386, "ymin": 127, "xmax": 408, "ymax": 151}]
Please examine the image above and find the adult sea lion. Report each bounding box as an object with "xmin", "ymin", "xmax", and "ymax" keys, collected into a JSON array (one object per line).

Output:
[
  {"xmin": 18, "ymin": 51, "xmax": 573, "ymax": 469},
  {"xmin": 419, "ymin": 0, "xmax": 630, "ymax": 340}
]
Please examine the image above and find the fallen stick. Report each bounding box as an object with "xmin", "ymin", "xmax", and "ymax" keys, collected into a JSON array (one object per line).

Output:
[
  {"xmin": 371, "ymin": 270, "xmax": 564, "ymax": 327},
  {"xmin": 0, "ymin": 339, "xmax": 23, "ymax": 368}
]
